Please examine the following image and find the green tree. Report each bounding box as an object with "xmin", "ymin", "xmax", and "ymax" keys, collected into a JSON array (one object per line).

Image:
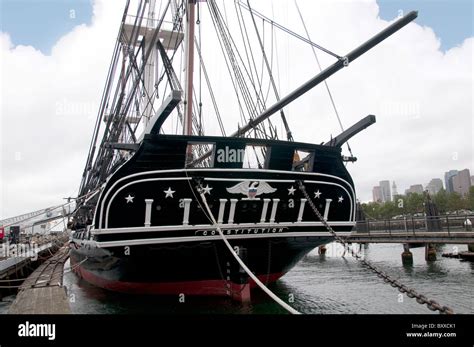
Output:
[
  {"xmin": 380, "ymin": 201, "xmax": 398, "ymax": 219},
  {"xmin": 468, "ymin": 186, "xmax": 474, "ymax": 211},
  {"xmin": 433, "ymin": 189, "xmax": 448, "ymax": 213},
  {"xmin": 362, "ymin": 187, "xmax": 473, "ymax": 221},
  {"xmin": 447, "ymin": 192, "xmax": 463, "ymax": 212},
  {"xmin": 406, "ymin": 193, "xmax": 424, "ymax": 215},
  {"xmin": 362, "ymin": 202, "xmax": 383, "ymax": 220}
]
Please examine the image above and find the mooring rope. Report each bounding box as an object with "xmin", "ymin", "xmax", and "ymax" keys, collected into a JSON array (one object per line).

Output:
[
  {"xmin": 197, "ymin": 185, "xmax": 301, "ymax": 315},
  {"xmin": 63, "ymin": 257, "xmax": 88, "ymax": 274}
]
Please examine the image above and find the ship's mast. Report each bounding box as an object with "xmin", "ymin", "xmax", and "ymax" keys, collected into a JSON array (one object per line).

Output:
[
  {"xmin": 143, "ymin": 0, "xmax": 157, "ymax": 125},
  {"xmin": 183, "ymin": 0, "xmax": 196, "ymax": 136}
]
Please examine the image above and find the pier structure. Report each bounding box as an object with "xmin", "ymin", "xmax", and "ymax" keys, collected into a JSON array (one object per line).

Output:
[
  {"xmin": 8, "ymin": 246, "xmax": 71, "ymax": 314},
  {"xmin": 401, "ymin": 244, "xmax": 413, "ymax": 265},
  {"xmin": 0, "ymin": 234, "xmax": 68, "ymax": 299},
  {"xmin": 350, "ymin": 214, "xmax": 474, "ymax": 264}
]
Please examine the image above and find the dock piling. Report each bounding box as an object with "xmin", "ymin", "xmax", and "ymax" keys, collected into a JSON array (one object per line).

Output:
[
  {"xmin": 401, "ymin": 244, "xmax": 413, "ymax": 265},
  {"xmin": 425, "ymin": 243, "xmax": 437, "ymax": 261},
  {"xmin": 318, "ymin": 245, "xmax": 327, "ymax": 255}
]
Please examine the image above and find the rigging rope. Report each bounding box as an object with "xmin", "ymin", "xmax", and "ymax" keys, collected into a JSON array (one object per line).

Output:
[
  {"xmin": 197, "ymin": 5, "xmax": 203, "ymax": 135},
  {"xmin": 246, "ymin": 0, "xmax": 293, "ymax": 141},
  {"xmin": 237, "ymin": 0, "xmax": 341, "ymax": 60},
  {"xmin": 1, "ymin": 187, "xmax": 99, "ymax": 229},
  {"xmin": 208, "ymin": 0, "xmax": 272, "ymax": 141},
  {"xmin": 234, "ymin": 2, "xmax": 267, "ymax": 114},
  {"xmin": 294, "ymin": 0, "xmax": 353, "ymax": 157},
  {"xmin": 197, "ymin": 185, "xmax": 301, "ymax": 315},
  {"xmin": 194, "ymin": 39, "xmax": 226, "ymax": 136}
]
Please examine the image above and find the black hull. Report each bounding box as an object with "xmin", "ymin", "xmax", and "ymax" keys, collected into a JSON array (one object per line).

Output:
[
  {"xmin": 72, "ymin": 134, "xmax": 356, "ymax": 297},
  {"xmin": 70, "ymin": 236, "xmax": 331, "ymax": 296}
]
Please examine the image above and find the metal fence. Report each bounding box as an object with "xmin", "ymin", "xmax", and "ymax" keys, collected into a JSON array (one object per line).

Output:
[{"xmin": 355, "ymin": 215, "xmax": 474, "ymax": 235}]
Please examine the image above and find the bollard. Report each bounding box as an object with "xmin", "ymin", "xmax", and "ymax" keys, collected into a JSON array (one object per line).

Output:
[
  {"xmin": 425, "ymin": 243, "xmax": 437, "ymax": 261},
  {"xmin": 401, "ymin": 244, "xmax": 413, "ymax": 265},
  {"xmin": 318, "ymin": 245, "xmax": 327, "ymax": 255}
]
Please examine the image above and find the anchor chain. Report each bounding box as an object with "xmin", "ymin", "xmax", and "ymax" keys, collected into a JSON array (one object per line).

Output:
[{"xmin": 297, "ymin": 180, "xmax": 454, "ymax": 315}]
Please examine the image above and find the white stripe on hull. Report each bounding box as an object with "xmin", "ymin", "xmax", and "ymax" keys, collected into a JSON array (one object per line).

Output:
[
  {"xmin": 82, "ymin": 231, "xmax": 351, "ymax": 248},
  {"xmin": 92, "ymin": 221, "xmax": 356, "ymax": 235}
]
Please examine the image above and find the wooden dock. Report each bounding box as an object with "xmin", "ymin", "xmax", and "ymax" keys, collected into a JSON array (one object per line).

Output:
[
  {"xmin": 0, "ymin": 242, "xmax": 54, "ymax": 279},
  {"xmin": 0, "ymin": 233, "xmax": 69, "ymax": 281},
  {"xmin": 8, "ymin": 246, "xmax": 71, "ymax": 314}
]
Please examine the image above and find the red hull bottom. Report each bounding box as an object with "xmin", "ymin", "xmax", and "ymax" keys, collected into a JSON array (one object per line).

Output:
[{"xmin": 73, "ymin": 264, "xmax": 284, "ymax": 298}]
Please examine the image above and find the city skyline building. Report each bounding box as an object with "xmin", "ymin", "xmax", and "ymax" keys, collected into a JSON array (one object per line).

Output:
[
  {"xmin": 452, "ymin": 168, "xmax": 471, "ymax": 196},
  {"xmin": 426, "ymin": 178, "xmax": 443, "ymax": 196},
  {"xmin": 371, "ymin": 168, "xmax": 473, "ymax": 203},
  {"xmin": 444, "ymin": 170, "xmax": 459, "ymax": 193},
  {"xmin": 405, "ymin": 184, "xmax": 424, "ymax": 195},
  {"xmin": 392, "ymin": 181, "xmax": 398, "ymax": 199},
  {"xmin": 379, "ymin": 180, "xmax": 391, "ymax": 202},
  {"xmin": 372, "ymin": 186, "xmax": 382, "ymax": 202}
]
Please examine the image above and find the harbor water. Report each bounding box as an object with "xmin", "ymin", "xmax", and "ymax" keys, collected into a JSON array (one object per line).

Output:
[{"xmin": 1, "ymin": 243, "xmax": 472, "ymax": 314}]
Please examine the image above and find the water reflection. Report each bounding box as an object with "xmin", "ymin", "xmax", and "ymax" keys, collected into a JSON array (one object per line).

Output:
[{"xmin": 1, "ymin": 243, "xmax": 472, "ymax": 314}]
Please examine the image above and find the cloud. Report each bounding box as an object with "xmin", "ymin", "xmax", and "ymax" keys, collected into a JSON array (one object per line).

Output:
[
  {"xmin": 251, "ymin": 0, "xmax": 473, "ymax": 202},
  {"xmin": 0, "ymin": 0, "xmax": 472, "ymax": 218},
  {"xmin": 0, "ymin": 0, "xmax": 123, "ymax": 218}
]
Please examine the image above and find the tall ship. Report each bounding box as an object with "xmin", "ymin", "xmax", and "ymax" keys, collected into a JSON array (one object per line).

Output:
[{"xmin": 69, "ymin": 0, "xmax": 417, "ymax": 300}]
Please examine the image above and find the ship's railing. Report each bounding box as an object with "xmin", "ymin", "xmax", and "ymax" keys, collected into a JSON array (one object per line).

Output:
[{"xmin": 354, "ymin": 215, "xmax": 474, "ymax": 234}]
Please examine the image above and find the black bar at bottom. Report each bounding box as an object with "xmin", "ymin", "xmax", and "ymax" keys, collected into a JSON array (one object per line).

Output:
[{"xmin": 0, "ymin": 314, "xmax": 471, "ymax": 346}]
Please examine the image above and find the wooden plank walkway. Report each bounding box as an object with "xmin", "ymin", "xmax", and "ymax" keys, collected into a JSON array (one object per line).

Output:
[{"xmin": 9, "ymin": 246, "xmax": 71, "ymax": 314}]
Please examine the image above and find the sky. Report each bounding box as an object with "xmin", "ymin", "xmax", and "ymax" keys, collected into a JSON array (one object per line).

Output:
[
  {"xmin": 0, "ymin": 0, "xmax": 93, "ymax": 55},
  {"xmin": 1, "ymin": 0, "xmax": 471, "ymax": 53},
  {"xmin": 0, "ymin": 0, "xmax": 473, "ymax": 218}
]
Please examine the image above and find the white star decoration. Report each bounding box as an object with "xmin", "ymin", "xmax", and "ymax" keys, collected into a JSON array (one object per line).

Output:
[
  {"xmin": 287, "ymin": 186, "xmax": 296, "ymax": 195},
  {"xmin": 314, "ymin": 190, "xmax": 322, "ymax": 198},
  {"xmin": 202, "ymin": 184, "xmax": 213, "ymax": 195},
  {"xmin": 338, "ymin": 196, "xmax": 344, "ymax": 203},
  {"xmin": 164, "ymin": 187, "xmax": 176, "ymax": 198},
  {"xmin": 125, "ymin": 194, "xmax": 134, "ymax": 203}
]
